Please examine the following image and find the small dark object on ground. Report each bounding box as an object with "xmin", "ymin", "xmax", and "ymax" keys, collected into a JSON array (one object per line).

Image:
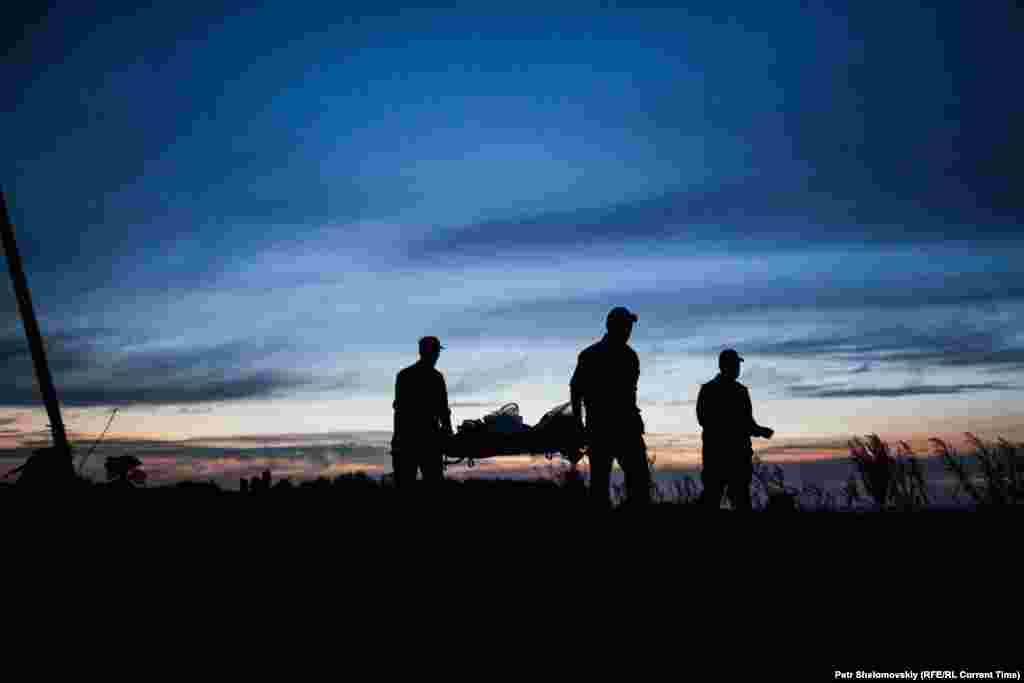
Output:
[{"xmin": 104, "ymin": 455, "xmax": 146, "ymax": 486}]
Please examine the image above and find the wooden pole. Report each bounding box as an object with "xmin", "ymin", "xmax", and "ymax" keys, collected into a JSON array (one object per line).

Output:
[{"xmin": 0, "ymin": 188, "xmax": 71, "ymax": 460}]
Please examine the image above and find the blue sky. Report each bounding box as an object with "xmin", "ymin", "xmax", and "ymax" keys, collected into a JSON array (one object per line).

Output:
[{"xmin": 3, "ymin": 2, "xmax": 1022, "ymax": 445}]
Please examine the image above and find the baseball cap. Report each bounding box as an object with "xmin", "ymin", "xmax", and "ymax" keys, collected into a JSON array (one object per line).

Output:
[
  {"xmin": 606, "ymin": 306, "xmax": 639, "ymax": 325},
  {"xmin": 719, "ymin": 348, "xmax": 744, "ymax": 364},
  {"xmin": 418, "ymin": 336, "xmax": 445, "ymax": 353}
]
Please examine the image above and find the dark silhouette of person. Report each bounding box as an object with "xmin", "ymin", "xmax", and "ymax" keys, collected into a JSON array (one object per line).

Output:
[
  {"xmin": 570, "ymin": 306, "xmax": 650, "ymax": 509},
  {"xmin": 696, "ymin": 349, "xmax": 774, "ymax": 511},
  {"xmin": 391, "ymin": 336, "xmax": 453, "ymax": 490}
]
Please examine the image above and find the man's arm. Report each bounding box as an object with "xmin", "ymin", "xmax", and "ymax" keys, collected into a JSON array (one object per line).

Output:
[
  {"xmin": 570, "ymin": 354, "xmax": 585, "ymax": 428},
  {"xmin": 439, "ymin": 374, "xmax": 453, "ymax": 435},
  {"xmin": 696, "ymin": 384, "xmax": 707, "ymax": 429},
  {"xmin": 391, "ymin": 373, "xmax": 402, "ymax": 446},
  {"xmin": 744, "ymin": 387, "xmax": 773, "ymax": 439},
  {"xmin": 631, "ymin": 350, "xmax": 643, "ymax": 433}
]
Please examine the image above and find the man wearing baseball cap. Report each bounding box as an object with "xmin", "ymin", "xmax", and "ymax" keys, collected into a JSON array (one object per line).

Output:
[
  {"xmin": 391, "ymin": 336, "xmax": 453, "ymax": 490},
  {"xmin": 570, "ymin": 306, "xmax": 650, "ymax": 509},
  {"xmin": 696, "ymin": 348, "xmax": 774, "ymax": 511}
]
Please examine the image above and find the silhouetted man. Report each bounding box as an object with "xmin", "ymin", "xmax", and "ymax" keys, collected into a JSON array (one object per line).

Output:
[
  {"xmin": 571, "ymin": 307, "xmax": 650, "ymax": 509},
  {"xmin": 696, "ymin": 349, "xmax": 774, "ymax": 511},
  {"xmin": 391, "ymin": 336, "xmax": 453, "ymax": 490}
]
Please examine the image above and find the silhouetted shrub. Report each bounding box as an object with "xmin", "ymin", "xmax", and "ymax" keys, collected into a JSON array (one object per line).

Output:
[
  {"xmin": 932, "ymin": 433, "xmax": 1024, "ymax": 506},
  {"xmin": 752, "ymin": 456, "xmax": 801, "ymax": 511},
  {"xmin": 848, "ymin": 435, "xmax": 929, "ymax": 510}
]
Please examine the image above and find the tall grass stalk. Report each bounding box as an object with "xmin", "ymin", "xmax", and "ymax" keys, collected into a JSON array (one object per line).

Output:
[{"xmin": 932, "ymin": 433, "xmax": 1024, "ymax": 506}]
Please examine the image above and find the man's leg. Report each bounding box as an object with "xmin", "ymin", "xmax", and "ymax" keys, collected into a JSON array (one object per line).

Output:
[
  {"xmin": 393, "ymin": 451, "xmax": 414, "ymax": 490},
  {"xmin": 725, "ymin": 458, "xmax": 753, "ymax": 512},
  {"xmin": 619, "ymin": 434, "xmax": 651, "ymax": 507},
  {"xmin": 419, "ymin": 448, "xmax": 444, "ymax": 487},
  {"xmin": 701, "ymin": 454, "xmax": 725, "ymax": 510},
  {"xmin": 588, "ymin": 446, "xmax": 613, "ymax": 510}
]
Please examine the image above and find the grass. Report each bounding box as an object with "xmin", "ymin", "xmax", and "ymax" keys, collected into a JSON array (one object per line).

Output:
[
  {"xmin": 931, "ymin": 433, "xmax": 1024, "ymax": 506},
  {"xmin": 847, "ymin": 434, "xmax": 931, "ymax": 511},
  {"xmin": 2, "ymin": 433, "xmax": 1022, "ymax": 516}
]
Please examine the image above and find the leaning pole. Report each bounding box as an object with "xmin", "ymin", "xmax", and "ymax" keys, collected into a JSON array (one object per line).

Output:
[{"xmin": 0, "ymin": 188, "xmax": 71, "ymax": 462}]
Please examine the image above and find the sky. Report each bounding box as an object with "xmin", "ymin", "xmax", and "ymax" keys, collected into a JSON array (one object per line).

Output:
[{"xmin": 3, "ymin": 1, "xmax": 1023, "ymax": 457}]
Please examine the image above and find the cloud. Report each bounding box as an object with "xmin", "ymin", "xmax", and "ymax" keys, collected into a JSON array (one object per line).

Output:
[
  {"xmin": 447, "ymin": 357, "xmax": 528, "ymax": 397},
  {"xmin": 177, "ymin": 405, "xmax": 216, "ymax": 414},
  {"xmin": 20, "ymin": 369, "xmax": 309, "ymax": 407},
  {"xmin": 887, "ymin": 349, "xmax": 1024, "ymax": 370},
  {"xmin": 437, "ymin": 254, "xmax": 1024, "ymax": 345},
  {"xmin": 182, "ymin": 431, "xmax": 387, "ymax": 447},
  {"xmin": 310, "ymin": 372, "xmax": 363, "ymax": 393},
  {"xmin": 753, "ymin": 438, "xmax": 853, "ymax": 458},
  {"xmin": 0, "ymin": 328, "xmax": 354, "ymax": 407},
  {"xmin": 409, "ymin": 176, "xmax": 1023, "ymax": 262},
  {"xmin": 787, "ymin": 382, "xmax": 1013, "ymax": 399},
  {"xmin": 742, "ymin": 313, "xmax": 1024, "ymax": 373}
]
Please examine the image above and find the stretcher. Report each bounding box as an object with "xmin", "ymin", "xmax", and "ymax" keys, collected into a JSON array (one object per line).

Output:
[{"xmin": 443, "ymin": 402, "xmax": 586, "ymax": 468}]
